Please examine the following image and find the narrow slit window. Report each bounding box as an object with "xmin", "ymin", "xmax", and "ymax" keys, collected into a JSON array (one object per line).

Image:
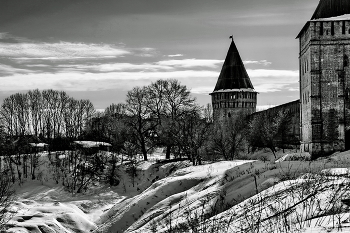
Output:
[
  {"xmin": 344, "ymin": 55, "xmax": 349, "ymax": 67},
  {"xmin": 331, "ymin": 22, "xmax": 334, "ymax": 35},
  {"xmin": 343, "ymin": 21, "xmax": 346, "ymax": 34},
  {"xmin": 320, "ymin": 22, "xmax": 324, "ymax": 35}
]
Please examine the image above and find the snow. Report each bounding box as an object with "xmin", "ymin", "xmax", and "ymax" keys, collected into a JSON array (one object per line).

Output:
[
  {"xmin": 28, "ymin": 143, "xmax": 48, "ymax": 148},
  {"xmin": 73, "ymin": 141, "xmax": 112, "ymax": 148},
  {"xmin": 275, "ymin": 152, "xmax": 311, "ymax": 162},
  {"xmin": 5, "ymin": 149, "xmax": 350, "ymax": 233}
]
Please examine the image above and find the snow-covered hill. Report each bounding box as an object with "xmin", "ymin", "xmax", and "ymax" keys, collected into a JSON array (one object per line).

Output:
[
  {"xmin": 5, "ymin": 150, "xmax": 350, "ymax": 233},
  {"xmin": 96, "ymin": 151, "xmax": 350, "ymax": 233}
]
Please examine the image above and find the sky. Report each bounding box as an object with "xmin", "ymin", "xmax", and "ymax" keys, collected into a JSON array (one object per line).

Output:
[{"xmin": 0, "ymin": 0, "xmax": 319, "ymax": 110}]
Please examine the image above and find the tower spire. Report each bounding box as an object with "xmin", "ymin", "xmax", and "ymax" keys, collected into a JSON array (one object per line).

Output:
[
  {"xmin": 210, "ymin": 38, "xmax": 257, "ymax": 124},
  {"xmin": 311, "ymin": 0, "xmax": 350, "ymax": 20},
  {"xmin": 213, "ymin": 38, "xmax": 254, "ymax": 92}
]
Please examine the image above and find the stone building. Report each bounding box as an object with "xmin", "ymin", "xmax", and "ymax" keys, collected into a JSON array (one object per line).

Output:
[
  {"xmin": 210, "ymin": 39, "xmax": 257, "ymax": 127},
  {"xmin": 297, "ymin": 0, "xmax": 350, "ymax": 156},
  {"xmin": 211, "ymin": 0, "xmax": 350, "ymax": 157}
]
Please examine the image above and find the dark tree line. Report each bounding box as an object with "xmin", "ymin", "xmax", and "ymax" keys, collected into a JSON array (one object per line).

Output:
[
  {"xmin": 0, "ymin": 89, "xmax": 95, "ymax": 140},
  {"xmin": 86, "ymin": 79, "xmax": 210, "ymax": 164},
  {"xmin": 84, "ymin": 79, "xmax": 298, "ymax": 164},
  {"xmin": 0, "ymin": 80, "xmax": 299, "ymax": 188}
]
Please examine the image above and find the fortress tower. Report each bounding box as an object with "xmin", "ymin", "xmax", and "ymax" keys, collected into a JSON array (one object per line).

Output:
[
  {"xmin": 210, "ymin": 39, "xmax": 257, "ymax": 126},
  {"xmin": 297, "ymin": 0, "xmax": 350, "ymax": 156}
]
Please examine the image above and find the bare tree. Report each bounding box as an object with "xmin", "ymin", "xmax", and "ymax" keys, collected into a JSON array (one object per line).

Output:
[
  {"xmin": 0, "ymin": 171, "xmax": 15, "ymax": 231},
  {"xmin": 125, "ymin": 87, "xmax": 156, "ymax": 161},
  {"xmin": 174, "ymin": 108, "xmax": 211, "ymax": 165},
  {"xmin": 122, "ymin": 141, "xmax": 139, "ymax": 187},
  {"xmin": 203, "ymin": 103, "xmax": 213, "ymax": 123},
  {"xmin": 28, "ymin": 89, "xmax": 43, "ymax": 137},
  {"xmin": 248, "ymin": 110, "xmax": 290, "ymax": 158},
  {"xmin": 148, "ymin": 79, "xmax": 197, "ymax": 159}
]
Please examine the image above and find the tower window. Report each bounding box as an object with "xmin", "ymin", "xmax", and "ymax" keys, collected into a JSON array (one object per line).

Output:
[
  {"xmin": 228, "ymin": 112, "xmax": 231, "ymax": 118},
  {"xmin": 320, "ymin": 22, "xmax": 324, "ymax": 35},
  {"xmin": 343, "ymin": 21, "xmax": 346, "ymax": 34},
  {"xmin": 344, "ymin": 55, "xmax": 349, "ymax": 67},
  {"xmin": 331, "ymin": 22, "xmax": 335, "ymax": 35}
]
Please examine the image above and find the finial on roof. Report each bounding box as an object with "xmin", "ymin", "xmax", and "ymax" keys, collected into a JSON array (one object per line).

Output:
[{"xmin": 229, "ymin": 35, "xmax": 233, "ymax": 41}]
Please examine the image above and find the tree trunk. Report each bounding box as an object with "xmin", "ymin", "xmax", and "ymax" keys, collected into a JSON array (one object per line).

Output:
[
  {"xmin": 270, "ymin": 147, "xmax": 276, "ymax": 159},
  {"xmin": 165, "ymin": 146, "xmax": 171, "ymax": 159},
  {"xmin": 141, "ymin": 138, "xmax": 148, "ymax": 161}
]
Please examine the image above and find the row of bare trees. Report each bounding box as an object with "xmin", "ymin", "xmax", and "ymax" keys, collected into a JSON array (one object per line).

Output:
[
  {"xmin": 0, "ymin": 80, "xmax": 298, "ymax": 172},
  {"xmin": 86, "ymin": 79, "xmax": 297, "ymax": 164},
  {"xmin": 85, "ymin": 79, "xmax": 211, "ymax": 164},
  {"xmin": 209, "ymin": 109, "xmax": 298, "ymax": 161},
  {"xmin": 0, "ymin": 89, "xmax": 95, "ymax": 139}
]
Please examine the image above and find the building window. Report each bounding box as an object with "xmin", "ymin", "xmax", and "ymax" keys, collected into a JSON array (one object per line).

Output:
[
  {"xmin": 344, "ymin": 55, "xmax": 349, "ymax": 67},
  {"xmin": 320, "ymin": 22, "xmax": 324, "ymax": 35},
  {"xmin": 331, "ymin": 22, "xmax": 335, "ymax": 35},
  {"xmin": 343, "ymin": 21, "xmax": 346, "ymax": 34},
  {"xmin": 228, "ymin": 112, "xmax": 231, "ymax": 118}
]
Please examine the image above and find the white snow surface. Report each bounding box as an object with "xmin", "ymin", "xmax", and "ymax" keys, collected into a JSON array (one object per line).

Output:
[
  {"xmin": 6, "ymin": 149, "xmax": 350, "ymax": 233},
  {"xmin": 95, "ymin": 150, "xmax": 350, "ymax": 233}
]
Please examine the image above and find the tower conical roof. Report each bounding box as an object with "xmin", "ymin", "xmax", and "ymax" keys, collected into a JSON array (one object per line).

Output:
[
  {"xmin": 311, "ymin": 0, "xmax": 350, "ymax": 20},
  {"xmin": 213, "ymin": 39, "xmax": 254, "ymax": 92}
]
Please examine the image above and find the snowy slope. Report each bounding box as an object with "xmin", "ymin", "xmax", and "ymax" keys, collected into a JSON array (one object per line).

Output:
[
  {"xmin": 95, "ymin": 151, "xmax": 350, "ymax": 233},
  {"xmin": 5, "ymin": 150, "xmax": 350, "ymax": 233}
]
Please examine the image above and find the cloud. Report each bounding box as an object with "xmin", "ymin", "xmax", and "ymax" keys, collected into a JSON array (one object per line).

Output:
[
  {"xmin": 0, "ymin": 41, "xmax": 130, "ymax": 60},
  {"xmin": 168, "ymin": 54, "xmax": 184, "ymax": 57},
  {"xmin": 53, "ymin": 59, "xmax": 225, "ymax": 73},
  {"xmin": 156, "ymin": 59, "xmax": 223, "ymax": 68},
  {"xmin": 0, "ymin": 63, "xmax": 299, "ymax": 97},
  {"xmin": 243, "ymin": 60, "xmax": 271, "ymax": 66},
  {"xmin": 288, "ymin": 87, "xmax": 299, "ymax": 91},
  {"xmin": 0, "ymin": 70, "xmax": 219, "ymax": 92},
  {"xmin": 247, "ymin": 69, "xmax": 298, "ymax": 78},
  {"xmin": 191, "ymin": 86, "xmax": 214, "ymax": 94},
  {"xmin": 248, "ymin": 69, "xmax": 299, "ymax": 93},
  {"xmin": 58, "ymin": 63, "xmax": 174, "ymax": 72},
  {"xmin": 132, "ymin": 47, "xmax": 159, "ymax": 57},
  {"xmin": 0, "ymin": 64, "xmax": 34, "ymax": 75}
]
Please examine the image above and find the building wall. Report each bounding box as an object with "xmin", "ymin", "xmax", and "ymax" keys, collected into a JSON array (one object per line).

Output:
[
  {"xmin": 211, "ymin": 90, "xmax": 257, "ymax": 127},
  {"xmin": 300, "ymin": 20, "xmax": 350, "ymax": 156},
  {"xmin": 250, "ymin": 100, "xmax": 300, "ymax": 146}
]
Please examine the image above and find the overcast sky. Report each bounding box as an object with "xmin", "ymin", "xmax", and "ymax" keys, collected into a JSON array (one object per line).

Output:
[{"xmin": 0, "ymin": 0, "xmax": 319, "ymax": 109}]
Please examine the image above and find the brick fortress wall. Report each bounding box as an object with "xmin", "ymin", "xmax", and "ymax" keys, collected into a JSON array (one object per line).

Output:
[{"xmin": 299, "ymin": 19, "xmax": 350, "ymax": 156}]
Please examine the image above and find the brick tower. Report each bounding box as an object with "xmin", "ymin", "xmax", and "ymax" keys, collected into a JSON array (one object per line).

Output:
[
  {"xmin": 297, "ymin": 0, "xmax": 350, "ymax": 156},
  {"xmin": 210, "ymin": 38, "xmax": 257, "ymax": 126}
]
